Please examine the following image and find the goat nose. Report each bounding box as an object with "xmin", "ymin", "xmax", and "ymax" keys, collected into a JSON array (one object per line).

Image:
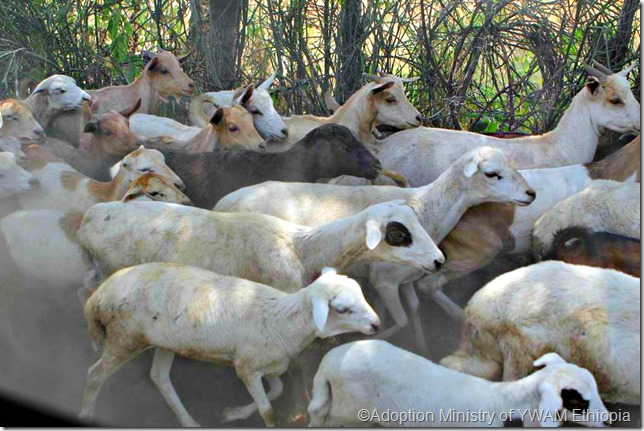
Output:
[
  {"xmin": 434, "ymin": 259, "xmax": 443, "ymax": 271},
  {"xmin": 415, "ymin": 114, "xmax": 422, "ymax": 124},
  {"xmin": 281, "ymin": 128, "xmax": 289, "ymax": 136},
  {"xmin": 371, "ymin": 322, "xmax": 381, "ymax": 333},
  {"xmin": 175, "ymin": 181, "xmax": 185, "ymax": 191},
  {"xmin": 29, "ymin": 178, "xmax": 40, "ymax": 188},
  {"xmin": 526, "ymin": 189, "xmax": 536, "ymax": 198},
  {"xmin": 188, "ymin": 81, "xmax": 195, "ymax": 88}
]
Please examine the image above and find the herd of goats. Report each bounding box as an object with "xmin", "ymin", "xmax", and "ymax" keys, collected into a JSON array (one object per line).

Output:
[{"xmin": 0, "ymin": 48, "xmax": 640, "ymax": 427}]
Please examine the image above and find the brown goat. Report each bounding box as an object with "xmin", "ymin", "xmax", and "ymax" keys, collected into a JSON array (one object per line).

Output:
[
  {"xmin": 543, "ymin": 226, "xmax": 640, "ymax": 277},
  {"xmin": 89, "ymin": 51, "xmax": 195, "ymax": 115}
]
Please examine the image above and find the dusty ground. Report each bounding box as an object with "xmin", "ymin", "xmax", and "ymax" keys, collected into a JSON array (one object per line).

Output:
[{"xmin": 0, "ymin": 253, "xmax": 640, "ymax": 427}]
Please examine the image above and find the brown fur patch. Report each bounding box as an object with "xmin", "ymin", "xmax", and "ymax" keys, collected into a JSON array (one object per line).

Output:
[
  {"xmin": 23, "ymin": 144, "xmax": 65, "ymax": 171},
  {"xmin": 439, "ymin": 203, "xmax": 516, "ymax": 274},
  {"xmin": 588, "ymin": 136, "xmax": 640, "ymax": 182},
  {"xmin": 87, "ymin": 180, "xmax": 114, "ymax": 201},
  {"xmin": 60, "ymin": 170, "xmax": 85, "ymax": 190},
  {"xmin": 58, "ymin": 211, "xmax": 85, "ymax": 242}
]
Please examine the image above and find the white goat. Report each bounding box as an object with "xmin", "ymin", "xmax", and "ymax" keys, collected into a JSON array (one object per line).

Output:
[
  {"xmin": 25, "ymin": 74, "xmax": 92, "ymax": 132},
  {"xmin": 190, "ymin": 73, "xmax": 289, "ymax": 142},
  {"xmin": 1, "ymin": 173, "xmax": 191, "ymax": 287},
  {"xmin": 532, "ymin": 180, "xmax": 640, "ymax": 258},
  {"xmin": 409, "ymin": 137, "xmax": 641, "ymax": 319},
  {"xmin": 130, "ymin": 113, "xmax": 200, "ymax": 141},
  {"xmin": 0, "ymin": 152, "xmax": 39, "ymax": 200},
  {"xmin": 215, "ymin": 147, "xmax": 534, "ymax": 351},
  {"xmin": 309, "ymin": 340, "xmax": 609, "ymax": 427},
  {"xmin": 17, "ymin": 145, "xmax": 183, "ymax": 211},
  {"xmin": 440, "ymin": 261, "xmax": 640, "ymax": 405},
  {"xmin": 80, "ymin": 265, "xmax": 380, "ymax": 426},
  {"xmin": 375, "ymin": 64, "xmax": 640, "ymax": 186},
  {"xmin": 77, "ymin": 200, "xmax": 444, "ymax": 294}
]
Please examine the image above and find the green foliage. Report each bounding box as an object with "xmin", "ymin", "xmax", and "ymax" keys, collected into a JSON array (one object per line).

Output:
[{"xmin": 0, "ymin": 0, "xmax": 639, "ymax": 133}]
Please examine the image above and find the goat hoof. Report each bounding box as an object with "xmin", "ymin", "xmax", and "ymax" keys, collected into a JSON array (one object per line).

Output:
[
  {"xmin": 290, "ymin": 413, "xmax": 309, "ymax": 426},
  {"xmin": 221, "ymin": 406, "xmax": 250, "ymax": 423}
]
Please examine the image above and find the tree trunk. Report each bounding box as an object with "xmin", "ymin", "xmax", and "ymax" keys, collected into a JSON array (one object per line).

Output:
[
  {"xmin": 336, "ymin": 0, "xmax": 364, "ymax": 103},
  {"xmin": 195, "ymin": 0, "xmax": 243, "ymax": 90}
]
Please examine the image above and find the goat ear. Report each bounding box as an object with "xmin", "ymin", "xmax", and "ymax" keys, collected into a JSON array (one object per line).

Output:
[
  {"xmin": 31, "ymin": 78, "xmax": 51, "ymax": 95},
  {"xmin": 463, "ymin": 160, "xmax": 478, "ymax": 177},
  {"xmin": 585, "ymin": 76, "xmax": 601, "ymax": 95},
  {"xmin": 210, "ymin": 108, "xmax": 225, "ymax": 126},
  {"xmin": 120, "ymin": 99, "xmax": 142, "ymax": 118},
  {"xmin": 83, "ymin": 120, "xmax": 99, "ymax": 134},
  {"xmin": 121, "ymin": 187, "xmax": 142, "ymax": 202},
  {"xmin": 371, "ymin": 81, "xmax": 395, "ymax": 95},
  {"xmin": 311, "ymin": 296, "xmax": 329, "ymax": 333},
  {"xmin": 365, "ymin": 219, "xmax": 383, "ymax": 250},
  {"xmin": 537, "ymin": 382, "xmax": 564, "ymax": 427},
  {"xmin": 240, "ymin": 84, "xmax": 254, "ymax": 106},
  {"xmin": 534, "ymin": 353, "xmax": 566, "ymax": 368},
  {"xmin": 147, "ymin": 57, "xmax": 159, "ymax": 72}
]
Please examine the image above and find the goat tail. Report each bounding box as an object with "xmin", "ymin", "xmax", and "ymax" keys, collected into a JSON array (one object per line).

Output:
[
  {"xmin": 381, "ymin": 169, "xmax": 411, "ymax": 188},
  {"xmin": 84, "ymin": 295, "xmax": 105, "ymax": 352},
  {"xmin": 307, "ymin": 370, "xmax": 332, "ymax": 427}
]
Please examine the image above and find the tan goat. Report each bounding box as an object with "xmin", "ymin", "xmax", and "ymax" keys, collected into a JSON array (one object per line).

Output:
[
  {"xmin": 79, "ymin": 99, "xmax": 142, "ymax": 159},
  {"xmin": 0, "ymin": 99, "xmax": 45, "ymax": 143},
  {"xmin": 136, "ymin": 105, "xmax": 266, "ymax": 152},
  {"xmin": 279, "ymin": 74, "xmax": 421, "ymax": 150},
  {"xmin": 89, "ymin": 50, "xmax": 195, "ymax": 115},
  {"xmin": 17, "ymin": 144, "xmax": 183, "ymax": 212}
]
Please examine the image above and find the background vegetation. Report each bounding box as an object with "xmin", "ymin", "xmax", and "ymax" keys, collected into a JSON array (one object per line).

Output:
[{"xmin": 0, "ymin": 0, "xmax": 640, "ymax": 133}]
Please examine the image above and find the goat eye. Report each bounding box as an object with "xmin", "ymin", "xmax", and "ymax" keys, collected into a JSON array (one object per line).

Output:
[
  {"xmin": 149, "ymin": 191, "xmax": 159, "ymax": 197},
  {"xmin": 250, "ymin": 108, "xmax": 262, "ymax": 115},
  {"xmin": 609, "ymin": 98, "xmax": 623, "ymax": 106},
  {"xmin": 102, "ymin": 130, "xmax": 111, "ymax": 136},
  {"xmin": 139, "ymin": 167, "xmax": 151, "ymax": 172},
  {"xmin": 386, "ymin": 97, "xmax": 397, "ymax": 104},
  {"xmin": 385, "ymin": 222, "xmax": 412, "ymax": 246},
  {"xmin": 228, "ymin": 125, "xmax": 239, "ymax": 132},
  {"xmin": 121, "ymin": 163, "xmax": 129, "ymax": 168},
  {"xmin": 59, "ymin": 89, "xmax": 66, "ymax": 94},
  {"xmin": 335, "ymin": 306, "xmax": 349, "ymax": 314},
  {"xmin": 160, "ymin": 68, "xmax": 169, "ymax": 75},
  {"xmin": 485, "ymin": 172, "xmax": 503, "ymax": 180}
]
